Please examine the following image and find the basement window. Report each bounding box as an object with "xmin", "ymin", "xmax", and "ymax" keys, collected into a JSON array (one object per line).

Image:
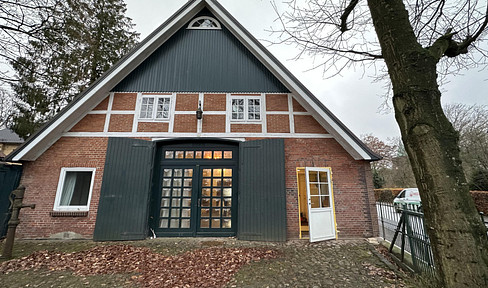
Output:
[
  {"xmin": 187, "ymin": 16, "xmax": 221, "ymax": 29},
  {"xmin": 139, "ymin": 95, "xmax": 171, "ymax": 120},
  {"xmin": 53, "ymin": 168, "xmax": 95, "ymax": 212}
]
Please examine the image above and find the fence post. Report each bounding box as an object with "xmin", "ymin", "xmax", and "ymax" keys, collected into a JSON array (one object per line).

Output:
[{"xmin": 379, "ymin": 202, "xmax": 386, "ymax": 238}]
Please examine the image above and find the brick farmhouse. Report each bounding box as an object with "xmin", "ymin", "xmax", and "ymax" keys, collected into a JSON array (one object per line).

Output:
[{"xmin": 7, "ymin": 0, "xmax": 380, "ymax": 242}]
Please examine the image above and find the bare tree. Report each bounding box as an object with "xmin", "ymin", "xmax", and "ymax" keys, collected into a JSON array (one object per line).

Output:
[
  {"xmin": 444, "ymin": 103, "xmax": 488, "ymax": 186},
  {"xmin": 0, "ymin": 88, "xmax": 13, "ymax": 127},
  {"xmin": 273, "ymin": 0, "xmax": 488, "ymax": 286},
  {"xmin": 0, "ymin": 0, "xmax": 62, "ymax": 83}
]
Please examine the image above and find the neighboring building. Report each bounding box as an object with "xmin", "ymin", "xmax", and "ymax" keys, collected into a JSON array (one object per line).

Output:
[
  {"xmin": 7, "ymin": 0, "xmax": 380, "ymax": 242},
  {"xmin": 0, "ymin": 128, "xmax": 24, "ymax": 160}
]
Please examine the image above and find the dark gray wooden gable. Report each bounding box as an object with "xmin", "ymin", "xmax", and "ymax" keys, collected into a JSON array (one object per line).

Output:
[
  {"xmin": 113, "ymin": 9, "xmax": 289, "ymax": 93},
  {"xmin": 93, "ymin": 138, "xmax": 154, "ymax": 241},
  {"xmin": 238, "ymin": 139, "xmax": 287, "ymax": 241}
]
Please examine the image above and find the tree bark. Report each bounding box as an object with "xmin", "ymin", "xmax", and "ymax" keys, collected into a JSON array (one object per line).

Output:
[{"xmin": 367, "ymin": 0, "xmax": 488, "ymax": 286}]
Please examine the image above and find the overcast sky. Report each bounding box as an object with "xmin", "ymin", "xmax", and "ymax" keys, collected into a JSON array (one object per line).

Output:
[{"xmin": 124, "ymin": 0, "xmax": 488, "ymax": 141}]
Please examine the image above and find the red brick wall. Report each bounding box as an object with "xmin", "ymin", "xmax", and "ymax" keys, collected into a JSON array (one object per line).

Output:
[
  {"xmin": 176, "ymin": 94, "xmax": 199, "ymax": 111},
  {"xmin": 283, "ymin": 138, "xmax": 377, "ymax": 239},
  {"xmin": 112, "ymin": 93, "xmax": 137, "ymax": 110},
  {"xmin": 203, "ymin": 94, "xmax": 226, "ymax": 111},
  {"xmin": 231, "ymin": 124, "xmax": 262, "ymax": 133},
  {"xmin": 173, "ymin": 114, "xmax": 197, "ymax": 132},
  {"xmin": 292, "ymin": 98, "xmax": 307, "ymax": 112},
  {"xmin": 294, "ymin": 115, "xmax": 327, "ymax": 134},
  {"xmin": 69, "ymin": 114, "xmax": 105, "ymax": 132},
  {"xmin": 137, "ymin": 122, "xmax": 169, "ymax": 133},
  {"xmin": 202, "ymin": 115, "xmax": 226, "ymax": 133},
  {"xmin": 108, "ymin": 114, "xmax": 133, "ymax": 132},
  {"xmin": 267, "ymin": 115, "xmax": 290, "ymax": 133},
  {"xmin": 266, "ymin": 94, "xmax": 288, "ymax": 111},
  {"xmin": 17, "ymin": 137, "xmax": 108, "ymax": 239},
  {"xmin": 93, "ymin": 97, "xmax": 109, "ymax": 110}
]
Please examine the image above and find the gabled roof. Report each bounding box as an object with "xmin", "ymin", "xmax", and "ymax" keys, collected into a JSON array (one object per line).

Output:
[
  {"xmin": 0, "ymin": 128, "xmax": 24, "ymax": 144},
  {"xmin": 7, "ymin": 0, "xmax": 379, "ymax": 162}
]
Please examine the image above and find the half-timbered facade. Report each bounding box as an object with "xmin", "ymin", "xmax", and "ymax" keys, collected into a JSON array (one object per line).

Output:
[{"xmin": 8, "ymin": 0, "xmax": 379, "ymax": 242}]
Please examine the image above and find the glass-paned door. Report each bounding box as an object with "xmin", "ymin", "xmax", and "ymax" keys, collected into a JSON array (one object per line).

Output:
[
  {"xmin": 158, "ymin": 168, "xmax": 195, "ymax": 230},
  {"xmin": 306, "ymin": 167, "xmax": 336, "ymax": 242},
  {"xmin": 198, "ymin": 167, "xmax": 234, "ymax": 232}
]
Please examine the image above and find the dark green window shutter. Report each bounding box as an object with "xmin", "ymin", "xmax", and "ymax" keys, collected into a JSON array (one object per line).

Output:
[
  {"xmin": 93, "ymin": 137, "xmax": 154, "ymax": 241},
  {"xmin": 238, "ymin": 139, "xmax": 287, "ymax": 241}
]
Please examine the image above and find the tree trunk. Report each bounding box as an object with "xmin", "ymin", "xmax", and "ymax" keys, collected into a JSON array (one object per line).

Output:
[{"xmin": 367, "ymin": 0, "xmax": 488, "ymax": 286}]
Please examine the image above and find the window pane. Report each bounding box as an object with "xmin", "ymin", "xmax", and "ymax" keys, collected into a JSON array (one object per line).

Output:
[
  {"xmin": 175, "ymin": 151, "xmax": 185, "ymax": 159},
  {"xmin": 223, "ymin": 188, "xmax": 232, "ymax": 197},
  {"xmin": 172, "ymin": 188, "xmax": 181, "ymax": 197},
  {"xmin": 213, "ymin": 151, "xmax": 222, "ymax": 159},
  {"xmin": 159, "ymin": 219, "xmax": 168, "ymax": 228},
  {"xmin": 195, "ymin": 151, "xmax": 202, "ymax": 159},
  {"xmin": 211, "ymin": 219, "xmax": 221, "ymax": 228},
  {"xmin": 163, "ymin": 169, "xmax": 172, "ymax": 177},
  {"xmin": 321, "ymin": 196, "xmax": 331, "ymax": 208},
  {"xmin": 223, "ymin": 151, "xmax": 232, "ymax": 159},
  {"xmin": 223, "ymin": 169, "xmax": 232, "ymax": 177},
  {"xmin": 212, "ymin": 188, "xmax": 221, "ymax": 197},
  {"xmin": 165, "ymin": 151, "xmax": 174, "ymax": 159},
  {"xmin": 170, "ymin": 219, "xmax": 179, "ymax": 228},
  {"xmin": 203, "ymin": 151, "xmax": 213, "ymax": 159},
  {"xmin": 309, "ymin": 184, "xmax": 319, "ymax": 195},
  {"xmin": 213, "ymin": 169, "xmax": 222, "ymax": 177},
  {"xmin": 155, "ymin": 97, "xmax": 170, "ymax": 119},
  {"xmin": 320, "ymin": 184, "xmax": 329, "ymax": 196},
  {"xmin": 311, "ymin": 196, "xmax": 320, "ymax": 208},
  {"xmin": 222, "ymin": 219, "xmax": 231, "ymax": 229},
  {"xmin": 140, "ymin": 97, "xmax": 154, "ymax": 119},
  {"xmin": 185, "ymin": 151, "xmax": 194, "ymax": 159},
  {"xmin": 202, "ymin": 169, "xmax": 212, "ymax": 177},
  {"xmin": 319, "ymin": 171, "xmax": 328, "ymax": 182},
  {"xmin": 200, "ymin": 219, "xmax": 209, "ymax": 228},
  {"xmin": 60, "ymin": 171, "xmax": 92, "ymax": 206},
  {"xmin": 201, "ymin": 208, "xmax": 210, "ymax": 217},
  {"xmin": 181, "ymin": 219, "xmax": 190, "ymax": 228},
  {"xmin": 309, "ymin": 171, "xmax": 318, "ymax": 182}
]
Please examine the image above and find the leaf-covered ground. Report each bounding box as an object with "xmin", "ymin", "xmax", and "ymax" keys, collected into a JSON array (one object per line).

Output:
[{"xmin": 0, "ymin": 238, "xmax": 419, "ymax": 287}]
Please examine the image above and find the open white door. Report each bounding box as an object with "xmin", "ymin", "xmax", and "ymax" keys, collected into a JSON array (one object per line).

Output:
[{"xmin": 306, "ymin": 167, "xmax": 336, "ymax": 242}]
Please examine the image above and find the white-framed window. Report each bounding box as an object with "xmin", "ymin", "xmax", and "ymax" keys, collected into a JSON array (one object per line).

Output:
[
  {"xmin": 231, "ymin": 96, "xmax": 261, "ymax": 121},
  {"xmin": 139, "ymin": 95, "xmax": 171, "ymax": 120},
  {"xmin": 187, "ymin": 16, "xmax": 221, "ymax": 29},
  {"xmin": 53, "ymin": 168, "xmax": 96, "ymax": 212}
]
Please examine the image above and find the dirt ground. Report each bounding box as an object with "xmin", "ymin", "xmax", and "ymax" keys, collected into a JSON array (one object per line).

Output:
[{"xmin": 0, "ymin": 237, "xmax": 420, "ymax": 287}]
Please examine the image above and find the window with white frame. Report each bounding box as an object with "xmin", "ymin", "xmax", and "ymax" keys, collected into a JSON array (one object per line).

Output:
[
  {"xmin": 187, "ymin": 16, "xmax": 221, "ymax": 29},
  {"xmin": 53, "ymin": 168, "xmax": 95, "ymax": 211},
  {"xmin": 231, "ymin": 96, "xmax": 261, "ymax": 121},
  {"xmin": 139, "ymin": 95, "xmax": 171, "ymax": 120}
]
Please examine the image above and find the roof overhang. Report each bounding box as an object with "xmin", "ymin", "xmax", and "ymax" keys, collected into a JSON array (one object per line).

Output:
[{"xmin": 7, "ymin": 0, "xmax": 379, "ymax": 162}]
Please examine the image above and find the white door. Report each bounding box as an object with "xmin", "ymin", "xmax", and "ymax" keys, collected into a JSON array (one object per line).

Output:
[{"xmin": 306, "ymin": 167, "xmax": 336, "ymax": 242}]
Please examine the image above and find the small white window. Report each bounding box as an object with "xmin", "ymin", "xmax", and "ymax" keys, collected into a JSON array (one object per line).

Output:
[
  {"xmin": 139, "ymin": 95, "xmax": 171, "ymax": 120},
  {"xmin": 54, "ymin": 168, "xmax": 95, "ymax": 211},
  {"xmin": 231, "ymin": 96, "xmax": 261, "ymax": 121},
  {"xmin": 187, "ymin": 16, "xmax": 221, "ymax": 29}
]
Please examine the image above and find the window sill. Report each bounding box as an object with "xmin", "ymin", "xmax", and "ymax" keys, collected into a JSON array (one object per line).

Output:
[{"xmin": 50, "ymin": 211, "xmax": 89, "ymax": 217}]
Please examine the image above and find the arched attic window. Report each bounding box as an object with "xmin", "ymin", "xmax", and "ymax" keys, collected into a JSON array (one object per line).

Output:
[{"xmin": 187, "ymin": 16, "xmax": 221, "ymax": 29}]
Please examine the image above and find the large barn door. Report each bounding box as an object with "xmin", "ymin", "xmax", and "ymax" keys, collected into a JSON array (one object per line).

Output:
[
  {"xmin": 93, "ymin": 138, "xmax": 154, "ymax": 241},
  {"xmin": 238, "ymin": 139, "xmax": 287, "ymax": 241}
]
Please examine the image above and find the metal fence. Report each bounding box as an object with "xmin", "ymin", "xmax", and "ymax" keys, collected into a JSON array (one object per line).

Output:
[
  {"xmin": 377, "ymin": 202, "xmax": 488, "ymax": 276},
  {"xmin": 376, "ymin": 202, "xmax": 435, "ymax": 275}
]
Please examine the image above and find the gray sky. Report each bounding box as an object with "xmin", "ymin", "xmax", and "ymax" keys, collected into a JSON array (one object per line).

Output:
[{"xmin": 124, "ymin": 0, "xmax": 488, "ymax": 140}]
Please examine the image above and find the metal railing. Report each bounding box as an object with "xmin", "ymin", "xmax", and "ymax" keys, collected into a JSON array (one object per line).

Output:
[
  {"xmin": 377, "ymin": 202, "xmax": 488, "ymax": 276},
  {"xmin": 376, "ymin": 202, "xmax": 435, "ymax": 275}
]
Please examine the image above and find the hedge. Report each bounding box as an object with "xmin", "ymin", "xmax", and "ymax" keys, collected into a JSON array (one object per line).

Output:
[{"xmin": 374, "ymin": 189, "xmax": 488, "ymax": 213}]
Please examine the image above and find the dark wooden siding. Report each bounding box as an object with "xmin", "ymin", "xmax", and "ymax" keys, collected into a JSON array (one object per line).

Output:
[
  {"xmin": 113, "ymin": 12, "xmax": 289, "ymax": 93},
  {"xmin": 238, "ymin": 139, "xmax": 287, "ymax": 241},
  {"xmin": 0, "ymin": 164, "xmax": 22, "ymax": 238},
  {"xmin": 93, "ymin": 138, "xmax": 154, "ymax": 241}
]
